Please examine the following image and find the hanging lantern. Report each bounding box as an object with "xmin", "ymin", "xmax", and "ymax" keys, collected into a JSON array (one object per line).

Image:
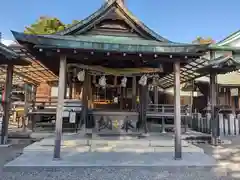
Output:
[
  {"xmin": 114, "ymin": 76, "xmax": 117, "ymax": 86},
  {"xmin": 99, "ymin": 76, "xmax": 106, "ymax": 88},
  {"xmin": 148, "ymin": 84, "xmax": 154, "ymax": 91},
  {"xmin": 157, "ymin": 87, "xmax": 164, "ymax": 92},
  {"xmin": 77, "ymin": 70, "xmax": 85, "ymax": 82},
  {"xmin": 121, "ymin": 77, "xmax": 127, "ymax": 87},
  {"xmin": 138, "ymin": 74, "xmax": 148, "ymax": 86},
  {"xmin": 92, "ymin": 75, "xmax": 96, "ymax": 84},
  {"xmin": 152, "ymin": 76, "xmax": 158, "ymax": 86}
]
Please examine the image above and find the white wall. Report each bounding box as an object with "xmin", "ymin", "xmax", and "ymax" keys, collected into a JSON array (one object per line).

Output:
[
  {"xmin": 51, "ymin": 86, "xmax": 69, "ymax": 97},
  {"xmin": 228, "ymin": 38, "xmax": 240, "ymax": 47}
]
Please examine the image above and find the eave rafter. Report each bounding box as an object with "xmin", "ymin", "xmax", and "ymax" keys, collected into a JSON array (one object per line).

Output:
[
  {"xmin": 158, "ymin": 58, "xmax": 209, "ymax": 89},
  {"xmin": 0, "ymin": 45, "xmax": 58, "ymax": 86},
  {"xmin": 158, "ymin": 52, "xmax": 240, "ymax": 89}
]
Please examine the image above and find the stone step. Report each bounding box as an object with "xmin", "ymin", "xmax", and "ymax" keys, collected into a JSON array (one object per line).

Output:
[
  {"xmin": 5, "ymin": 151, "xmax": 216, "ymax": 167},
  {"xmin": 23, "ymin": 145, "xmax": 204, "ymax": 153},
  {"xmin": 37, "ymin": 139, "xmax": 190, "ymax": 147}
]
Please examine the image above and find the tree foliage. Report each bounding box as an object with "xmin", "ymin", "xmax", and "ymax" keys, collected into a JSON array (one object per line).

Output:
[
  {"xmin": 66, "ymin": 20, "xmax": 81, "ymax": 28},
  {"xmin": 193, "ymin": 36, "xmax": 215, "ymax": 44},
  {"xmin": 24, "ymin": 16, "xmax": 80, "ymax": 34}
]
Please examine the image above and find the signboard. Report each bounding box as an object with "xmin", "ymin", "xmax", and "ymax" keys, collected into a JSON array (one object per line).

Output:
[
  {"xmin": 231, "ymin": 88, "xmax": 239, "ymax": 96},
  {"xmin": 69, "ymin": 112, "xmax": 76, "ymax": 123}
]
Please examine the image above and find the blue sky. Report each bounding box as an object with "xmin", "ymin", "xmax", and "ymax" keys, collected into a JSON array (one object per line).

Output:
[{"xmin": 0, "ymin": 0, "xmax": 239, "ymax": 43}]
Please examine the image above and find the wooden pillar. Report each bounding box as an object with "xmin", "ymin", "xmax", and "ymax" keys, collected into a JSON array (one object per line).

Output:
[
  {"xmin": 123, "ymin": 85, "xmax": 126, "ymax": 109},
  {"xmin": 154, "ymin": 86, "xmax": 158, "ymax": 104},
  {"xmin": 82, "ymin": 71, "xmax": 89, "ymax": 131},
  {"xmin": 88, "ymin": 75, "xmax": 93, "ymax": 108},
  {"xmin": 210, "ymin": 51, "xmax": 218, "ymax": 146},
  {"xmin": 132, "ymin": 76, "xmax": 136, "ymax": 111},
  {"xmin": 238, "ymin": 88, "xmax": 240, "ymax": 109},
  {"xmin": 190, "ymin": 81, "xmax": 194, "ymax": 112},
  {"xmin": 120, "ymin": 87, "xmax": 123, "ymax": 110},
  {"xmin": 53, "ymin": 55, "xmax": 66, "ymax": 159},
  {"xmin": 1, "ymin": 64, "xmax": 13, "ymax": 145},
  {"xmin": 64, "ymin": 68, "xmax": 67, "ymax": 99},
  {"xmin": 174, "ymin": 61, "xmax": 182, "ymax": 159},
  {"xmin": 210, "ymin": 72, "xmax": 217, "ymax": 145},
  {"xmin": 140, "ymin": 85, "xmax": 148, "ymax": 134},
  {"xmin": 23, "ymin": 83, "xmax": 29, "ymax": 131},
  {"xmin": 154, "ymin": 85, "xmax": 158, "ymax": 111},
  {"xmin": 68, "ymin": 73, "xmax": 73, "ymax": 99},
  {"xmin": 30, "ymin": 85, "xmax": 37, "ymax": 130},
  {"xmin": 72, "ymin": 83, "xmax": 76, "ymax": 99},
  {"xmin": 210, "ymin": 73, "xmax": 218, "ymax": 145}
]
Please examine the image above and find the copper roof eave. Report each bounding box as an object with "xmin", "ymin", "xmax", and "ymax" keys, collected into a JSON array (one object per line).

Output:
[
  {"xmin": 34, "ymin": 45, "xmax": 205, "ymax": 58},
  {"xmin": 11, "ymin": 31, "xmax": 210, "ymax": 57}
]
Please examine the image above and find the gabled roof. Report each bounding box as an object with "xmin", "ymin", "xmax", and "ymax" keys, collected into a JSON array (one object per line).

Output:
[
  {"xmin": 217, "ymin": 30, "xmax": 240, "ymax": 46},
  {"xmin": 0, "ymin": 42, "xmax": 19, "ymax": 59},
  {"xmin": 196, "ymin": 55, "xmax": 240, "ymax": 74},
  {"xmin": 0, "ymin": 42, "xmax": 29, "ymax": 65},
  {"xmin": 56, "ymin": 0, "xmax": 171, "ymax": 42}
]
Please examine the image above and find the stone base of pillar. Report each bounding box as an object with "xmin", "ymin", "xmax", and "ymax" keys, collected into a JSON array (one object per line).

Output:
[
  {"xmin": 0, "ymin": 143, "xmax": 12, "ymax": 147},
  {"xmin": 85, "ymin": 128, "xmax": 93, "ymax": 135},
  {"xmin": 0, "ymin": 136, "xmax": 8, "ymax": 145}
]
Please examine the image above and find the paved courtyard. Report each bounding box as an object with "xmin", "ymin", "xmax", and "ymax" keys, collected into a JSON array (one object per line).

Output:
[{"xmin": 1, "ymin": 135, "xmax": 240, "ymax": 179}]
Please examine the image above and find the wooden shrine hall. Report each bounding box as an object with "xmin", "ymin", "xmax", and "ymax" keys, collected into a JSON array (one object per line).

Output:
[
  {"xmin": 11, "ymin": 0, "xmax": 240, "ymax": 159},
  {"xmin": 0, "ymin": 42, "xmax": 30, "ymax": 145},
  {"xmin": 0, "ymin": 42, "xmax": 58, "ymax": 145}
]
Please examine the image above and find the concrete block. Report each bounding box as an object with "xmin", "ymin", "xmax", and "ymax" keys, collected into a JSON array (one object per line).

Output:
[
  {"xmin": 0, "ymin": 144, "xmax": 12, "ymax": 147},
  {"xmin": 90, "ymin": 146, "xmax": 113, "ymax": 152},
  {"xmin": 150, "ymin": 140, "xmax": 189, "ymax": 147},
  {"xmin": 112, "ymin": 147, "xmax": 155, "ymax": 153}
]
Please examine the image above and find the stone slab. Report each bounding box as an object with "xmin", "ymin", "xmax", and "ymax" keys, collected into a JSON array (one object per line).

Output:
[
  {"xmin": 23, "ymin": 144, "xmax": 203, "ymax": 153},
  {"xmin": 30, "ymin": 132, "xmax": 54, "ymax": 139},
  {"xmin": 35, "ymin": 134, "xmax": 190, "ymax": 147},
  {"xmin": 0, "ymin": 144, "xmax": 12, "ymax": 147},
  {"xmin": 23, "ymin": 145, "xmax": 91, "ymax": 153},
  {"xmin": 5, "ymin": 151, "xmax": 216, "ymax": 167}
]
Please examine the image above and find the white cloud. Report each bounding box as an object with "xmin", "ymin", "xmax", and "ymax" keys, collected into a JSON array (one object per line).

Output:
[{"xmin": 1, "ymin": 39, "xmax": 15, "ymax": 46}]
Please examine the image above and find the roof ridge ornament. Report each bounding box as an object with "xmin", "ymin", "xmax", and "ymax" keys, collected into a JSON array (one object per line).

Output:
[{"xmin": 106, "ymin": 0, "xmax": 125, "ymax": 5}]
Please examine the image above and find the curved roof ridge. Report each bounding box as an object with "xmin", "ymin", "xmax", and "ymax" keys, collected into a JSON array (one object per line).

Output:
[
  {"xmin": 56, "ymin": 0, "xmax": 114, "ymax": 35},
  {"xmin": 117, "ymin": 2, "xmax": 171, "ymax": 42},
  {"xmin": 56, "ymin": 0, "xmax": 172, "ymax": 42},
  {"xmin": 217, "ymin": 29, "xmax": 240, "ymax": 45}
]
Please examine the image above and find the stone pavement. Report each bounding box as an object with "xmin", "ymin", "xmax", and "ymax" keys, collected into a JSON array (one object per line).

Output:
[
  {"xmin": 5, "ymin": 151, "xmax": 216, "ymax": 167},
  {"xmin": 4, "ymin": 133, "xmax": 216, "ymax": 167},
  {"xmin": 2, "ymin": 135, "xmax": 240, "ymax": 179},
  {"xmin": 22, "ymin": 133, "xmax": 204, "ymax": 153},
  {"xmin": 197, "ymin": 136, "xmax": 240, "ymax": 179}
]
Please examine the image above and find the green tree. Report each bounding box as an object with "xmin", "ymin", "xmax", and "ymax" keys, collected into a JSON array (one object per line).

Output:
[
  {"xmin": 24, "ymin": 16, "xmax": 80, "ymax": 34},
  {"xmin": 193, "ymin": 36, "xmax": 215, "ymax": 44},
  {"xmin": 66, "ymin": 20, "xmax": 81, "ymax": 28}
]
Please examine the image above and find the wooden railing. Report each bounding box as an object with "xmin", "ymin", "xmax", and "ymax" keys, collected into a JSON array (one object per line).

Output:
[{"xmin": 147, "ymin": 104, "xmax": 191, "ymax": 116}]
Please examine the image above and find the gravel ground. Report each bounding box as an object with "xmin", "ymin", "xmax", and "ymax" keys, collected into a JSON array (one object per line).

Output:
[
  {"xmin": 1, "ymin": 140, "xmax": 240, "ymax": 180},
  {"xmin": 1, "ymin": 167, "xmax": 235, "ymax": 180}
]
